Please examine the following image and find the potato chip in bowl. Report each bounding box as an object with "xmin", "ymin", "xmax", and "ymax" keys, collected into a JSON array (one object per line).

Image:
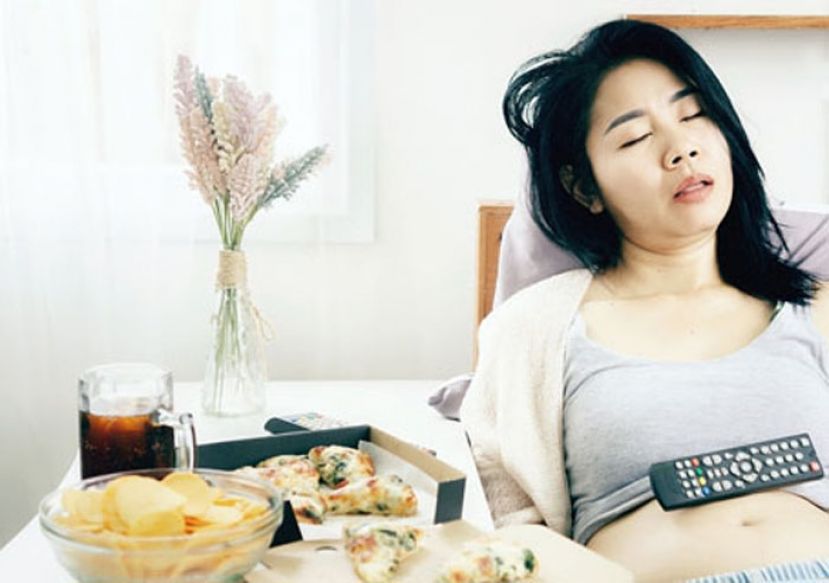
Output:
[{"xmin": 39, "ymin": 468, "xmax": 283, "ymax": 582}]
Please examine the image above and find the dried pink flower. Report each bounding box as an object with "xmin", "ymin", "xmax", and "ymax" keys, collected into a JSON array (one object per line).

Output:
[
  {"xmin": 229, "ymin": 153, "xmax": 268, "ymax": 222},
  {"xmin": 173, "ymin": 55, "xmax": 328, "ymax": 249},
  {"xmin": 173, "ymin": 55, "xmax": 197, "ymax": 120},
  {"xmin": 187, "ymin": 108, "xmax": 224, "ymax": 204}
]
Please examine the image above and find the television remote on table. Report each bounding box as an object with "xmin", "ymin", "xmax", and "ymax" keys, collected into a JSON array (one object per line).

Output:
[{"xmin": 649, "ymin": 433, "xmax": 824, "ymax": 510}]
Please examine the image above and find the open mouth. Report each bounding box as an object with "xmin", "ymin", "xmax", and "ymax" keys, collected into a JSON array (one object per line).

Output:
[{"xmin": 674, "ymin": 179, "xmax": 713, "ymax": 198}]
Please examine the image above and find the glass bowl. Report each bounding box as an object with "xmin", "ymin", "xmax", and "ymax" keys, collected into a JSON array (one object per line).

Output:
[{"xmin": 39, "ymin": 468, "xmax": 283, "ymax": 582}]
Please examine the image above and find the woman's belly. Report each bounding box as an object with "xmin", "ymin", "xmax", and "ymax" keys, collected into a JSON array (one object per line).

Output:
[{"xmin": 586, "ymin": 491, "xmax": 829, "ymax": 582}]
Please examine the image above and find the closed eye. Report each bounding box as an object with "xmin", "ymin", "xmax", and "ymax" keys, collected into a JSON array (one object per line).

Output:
[{"xmin": 619, "ymin": 110, "xmax": 707, "ymax": 149}]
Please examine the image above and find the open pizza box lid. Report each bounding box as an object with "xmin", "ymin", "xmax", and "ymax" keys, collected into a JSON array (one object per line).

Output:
[
  {"xmin": 245, "ymin": 519, "xmax": 635, "ymax": 582},
  {"xmin": 197, "ymin": 423, "xmax": 466, "ymax": 547}
]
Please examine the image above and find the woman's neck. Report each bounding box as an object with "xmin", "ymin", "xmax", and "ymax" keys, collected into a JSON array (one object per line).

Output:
[{"xmin": 599, "ymin": 234, "xmax": 724, "ymax": 299}]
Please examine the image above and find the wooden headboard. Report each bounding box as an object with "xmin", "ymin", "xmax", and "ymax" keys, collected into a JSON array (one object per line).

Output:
[{"xmin": 475, "ymin": 201, "xmax": 515, "ymax": 362}]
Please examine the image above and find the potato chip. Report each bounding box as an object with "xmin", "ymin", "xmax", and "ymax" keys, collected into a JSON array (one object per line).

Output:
[
  {"xmin": 101, "ymin": 484, "xmax": 128, "ymax": 534},
  {"xmin": 203, "ymin": 503, "xmax": 244, "ymax": 526},
  {"xmin": 111, "ymin": 476, "xmax": 187, "ymax": 534},
  {"xmin": 161, "ymin": 472, "xmax": 213, "ymax": 518},
  {"xmin": 129, "ymin": 509, "xmax": 186, "ymax": 537},
  {"xmin": 53, "ymin": 514, "xmax": 103, "ymax": 533},
  {"xmin": 62, "ymin": 490, "xmax": 104, "ymax": 525}
]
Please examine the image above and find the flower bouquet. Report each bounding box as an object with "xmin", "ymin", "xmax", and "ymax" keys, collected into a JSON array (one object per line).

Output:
[{"xmin": 174, "ymin": 55, "xmax": 327, "ymax": 416}]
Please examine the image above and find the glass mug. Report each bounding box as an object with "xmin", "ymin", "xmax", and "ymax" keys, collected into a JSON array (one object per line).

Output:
[{"xmin": 78, "ymin": 363, "xmax": 197, "ymax": 479}]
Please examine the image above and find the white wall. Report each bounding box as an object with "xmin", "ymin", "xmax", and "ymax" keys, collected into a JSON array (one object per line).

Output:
[{"xmin": 2, "ymin": 0, "xmax": 828, "ymax": 546}]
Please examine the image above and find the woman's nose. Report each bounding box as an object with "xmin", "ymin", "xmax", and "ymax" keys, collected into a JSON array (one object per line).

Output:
[{"xmin": 664, "ymin": 139, "xmax": 700, "ymax": 169}]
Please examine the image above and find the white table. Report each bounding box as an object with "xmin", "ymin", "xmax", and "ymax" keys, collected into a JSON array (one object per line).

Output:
[{"xmin": 0, "ymin": 381, "xmax": 493, "ymax": 581}]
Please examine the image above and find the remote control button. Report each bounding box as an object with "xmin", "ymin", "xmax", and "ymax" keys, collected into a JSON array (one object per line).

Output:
[
  {"xmin": 761, "ymin": 475, "xmax": 771, "ymax": 482},
  {"xmin": 721, "ymin": 466, "xmax": 730, "ymax": 476},
  {"xmin": 699, "ymin": 477, "xmax": 707, "ymax": 486},
  {"xmin": 682, "ymin": 480, "xmax": 691, "ymax": 488},
  {"xmin": 789, "ymin": 439, "xmax": 799, "ymax": 449},
  {"xmin": 765, "ymin": 458, "xmax": 775, "ymax": 467},
  {"xmin": 692, "ymin": 458, "xmax": 700, "ymax": 467},
  {"xmin": 800, "ymin": 464, "xmax": 809, "ymax": 473},
  {"xmin": 713, "ymin": 482, "xmax": 723, "ymax": 492},
  {"xmin": 725, "ymin": 452, "xmax": 734, "ymax": 460},
  {"xmin": 678, "ymin": 470, "xmax": 687, "ymax": 479},
  {"xmin": 752, "ymin": 459, "xmax": 763, "ymax": 472},
  {"xmin": 675, "ymin": 461, "xmax": 684, "ymax": 469},
  {"xmin": 785, "ymin": 454, "xmax": 794, "ymax": 462},
  {"xmin": 712, "ymin": 454, "xmax": 723, "ymax": 464},
  {"xmin": 780, "ymin": 468, "xmax": 790, "ymax": 477},
  {"xmin": 801, "ymin": 437, "xmax": 811, "ymax": 447},
  {"xmin": 695, "ymin": 467, "xmax": 704, "ymax": 477},
  {"xmin": 810, "ymin": 461, "xmax": 820, "ymax": 472},
  {"xmin": 735, "ymin": 480, "xmax": 745, "ymax": 488},
  {"xmin": 771, "ymin": 444, "xmax": 780, "ymax": 453},
  {"xmin": 722, "ymin": 480, "xmax": 733, "ymax": 491},
  {"xmin": 743, "ymin": 473, "xmax": 758, "ymax": 483},
  {"xmin": 791, "ymin": 466, "xmax": 800, "ymax": 475},
  {"xmin": 760, "ymin": 446, "xmax": 770, "ymax": 454},
  {"xmin": 750, "ymin": 447, "xmax": 759, "ymax": 455},
  {"xmin": 714, "ymin": 468, "xmax": 722, "ymax": 478},
  {"xmin": 771, "ymin": 470, "xmax": 780, "ymax": 479},
  {"xmin": 702, "ymin": 486, "xmax": 711, "ymax": 496},
  {"xmin": 702, "ymin": 455, "xmax": 713, "ymax": 467},
  {"xmin": 694, "ymin": 487, "xmax": 703, "ymax": 497},
  {"xmin": 775, "ymin": 455, "xmax": 784, "ymax": 464},
  {"xmin": 684, "ymin": 460, "xmax": 692, "ymax": 468},
  {"xmin": 686, "ymin": 489, "xmax": 695, "ymax": 498},
  {"xmin": 739, "ymin": 461, "xmax": 753, "ymax": 473},
  {"xmin": 780, "ymin": 441, "xmax": 790, "ymax": 451},
  {"xmin": 706, "ymin": 469, "xmax": 715, "ymax": 479},
  {"xmin": 735, "ymin": 451, "xmax": 750, "ymax": 462},
  {"xmin": 795, "ymin": 452, "xmax": 804, "ymax": 461},
  {"xmin": 730, "ymin": 462, "xmax": 741, "ymax": 476}
]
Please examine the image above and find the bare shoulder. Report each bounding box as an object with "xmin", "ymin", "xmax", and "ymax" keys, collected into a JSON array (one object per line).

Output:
[{"xmin": 809, "ymin": 282, "xmax": 829, "ymax": 339}]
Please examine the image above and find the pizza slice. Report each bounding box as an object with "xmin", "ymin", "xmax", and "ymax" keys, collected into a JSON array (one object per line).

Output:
[
  {"xmin": 234, "ymin": 461, "xmax": 327, "ymax": 524},
  {"xmin": 255, "ymin": 454, "xmax": 320, "ymax": 492},
  {"xmin": 323, "ymin": 474, "xmax": 418, "ymax": 516},
  {"xmin": 344, "ymin": 522, "xmax": 424, "ymax": 583},
  {"xmin": 308, "ymin": 444, "xmax": 375, "ymax": 488},
  {"xmin": 435, "ymin": 539, "xmax": 538, "ymax": 583},
  {"xmin": 284, "ymin": 490, "xmax": 326, "ymax": 524}
]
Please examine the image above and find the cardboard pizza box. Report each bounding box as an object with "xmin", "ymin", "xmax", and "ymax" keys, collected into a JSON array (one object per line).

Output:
[
  {"xmin": 197, "ymin": 423, "xmax": 466, "ymax": 546},
  {"xmin": 245, "ymin": 519, "xmax": 635, "ymax": 582}
]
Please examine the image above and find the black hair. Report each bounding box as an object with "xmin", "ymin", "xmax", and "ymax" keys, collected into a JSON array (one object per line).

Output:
[{"xmin": 503, "ymin": 18, "xmax": 817, "ymax": 304}]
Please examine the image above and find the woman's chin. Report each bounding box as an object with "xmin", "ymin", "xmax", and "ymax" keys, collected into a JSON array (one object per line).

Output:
[{"xmin": 671, "ymin": 189, "xmax": 731, "ymax": 230}]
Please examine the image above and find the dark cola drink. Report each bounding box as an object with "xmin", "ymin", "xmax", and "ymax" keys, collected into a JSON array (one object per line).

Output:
[
  {"xmin": 78, "ymin": 364, "xmax": 195, "ymax": 479},
  {"xmin": 79, "ymin": 409, "xmax": 175, "ymax": 479}
]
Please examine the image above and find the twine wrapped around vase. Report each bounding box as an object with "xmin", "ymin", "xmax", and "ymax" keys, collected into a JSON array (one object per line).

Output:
[
  {"xmin": 214, "ymin": 250, "xmax": 274, "ymax": 341},
  {"xmin": 216, "ymin": 250, "xmax": 247, "ymax": 289}
]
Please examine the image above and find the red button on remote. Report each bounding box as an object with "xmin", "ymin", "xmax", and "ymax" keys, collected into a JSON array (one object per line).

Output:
[
  {"xmin": 811, "ymin": 461, "xmax": 821, "ymax": 472},
  {"xmin": 692, "ymin": 458, "xmax": 700, "ymax": 467}
]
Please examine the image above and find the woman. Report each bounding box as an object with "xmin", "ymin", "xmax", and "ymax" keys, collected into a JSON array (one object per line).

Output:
[{"xmin": 461, "ymin": 18, "xmax": 829, "ymax": 582}]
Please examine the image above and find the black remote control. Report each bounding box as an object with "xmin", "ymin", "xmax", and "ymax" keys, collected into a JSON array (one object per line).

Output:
[{"xmin": 649, "ymin": 433, "xmax": 824, "ymax": 510}]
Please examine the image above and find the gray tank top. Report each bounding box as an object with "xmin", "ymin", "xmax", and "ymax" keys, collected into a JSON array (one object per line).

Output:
[{"xmin": 563, "ymin": 302, "xmax": 829, "ymax": 545}]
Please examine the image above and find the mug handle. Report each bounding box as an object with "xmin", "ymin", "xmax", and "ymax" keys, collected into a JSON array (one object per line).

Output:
[{"xmin": 157, "ymin": 410, "xmax": 197, "ymax": 471}]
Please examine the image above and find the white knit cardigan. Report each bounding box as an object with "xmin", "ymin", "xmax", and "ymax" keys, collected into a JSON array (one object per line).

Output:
[{"xmin": 460, "ymin": 268, "xmax": 593, "ymax": 536}]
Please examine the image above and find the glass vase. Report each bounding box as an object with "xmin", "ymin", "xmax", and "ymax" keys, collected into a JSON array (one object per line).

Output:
[{"xmin": 202, "ymin": 252, "xmax": 267, "ymax": 416}]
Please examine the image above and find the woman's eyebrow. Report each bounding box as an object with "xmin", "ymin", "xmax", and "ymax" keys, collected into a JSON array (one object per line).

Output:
[{"xmin": 603, "ymin": 86, "xmax": 699, "ymax": 137}]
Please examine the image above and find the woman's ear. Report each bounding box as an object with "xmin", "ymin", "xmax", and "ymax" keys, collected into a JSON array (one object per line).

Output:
[{"xmin": 559, "ymin": 165, "xmax": 604, "ymax": 214}]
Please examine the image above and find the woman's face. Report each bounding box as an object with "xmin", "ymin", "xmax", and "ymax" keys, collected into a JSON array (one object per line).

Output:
[{"xmin": 583, "ymin": 58, "xmax": 733, "ymax": 253}]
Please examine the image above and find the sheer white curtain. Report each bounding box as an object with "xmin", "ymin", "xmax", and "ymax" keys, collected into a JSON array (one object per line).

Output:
[{"xmin": 0, "ymin": 0, "xmax": 373, "ymax": 544}]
